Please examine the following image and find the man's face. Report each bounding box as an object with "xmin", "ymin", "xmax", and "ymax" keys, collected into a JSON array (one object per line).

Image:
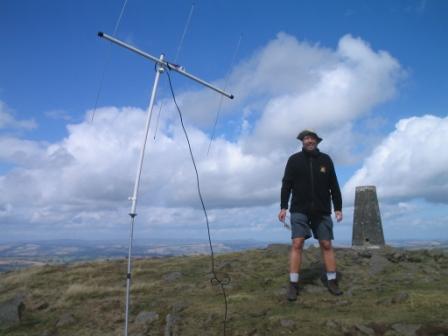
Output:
[{"xmin": 302, "ymin": 135, "xmax": 317, "ymax": 151}]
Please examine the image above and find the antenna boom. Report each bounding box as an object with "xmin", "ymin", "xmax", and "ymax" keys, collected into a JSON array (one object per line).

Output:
[{"xmin": 98, "ymin": 32, "xmax": 234, "ymax": 99}]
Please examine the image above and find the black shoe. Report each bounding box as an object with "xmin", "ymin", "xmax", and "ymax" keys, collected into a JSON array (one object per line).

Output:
[
  {"xmin": 327, "ymin": 279, "xmax": 343, "ymax": 296},
  {"xmin": 287, "ymin": 282, "xmax": 299, "ymax": 301}
]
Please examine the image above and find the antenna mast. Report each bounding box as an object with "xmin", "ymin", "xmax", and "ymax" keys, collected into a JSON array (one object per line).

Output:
[{"xmin": 97, "ymin": 32, "xmax": 233, "ymax": 336}]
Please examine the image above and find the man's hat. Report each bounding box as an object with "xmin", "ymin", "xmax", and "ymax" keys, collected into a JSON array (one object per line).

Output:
[{"xmin": 297, "ymin": 129, "xmax": 323, "ymax": 143}]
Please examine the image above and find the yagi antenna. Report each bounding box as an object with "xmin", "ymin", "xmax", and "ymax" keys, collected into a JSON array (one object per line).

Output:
[
  {"xmin": 98, "ymin": 32, "xmax": 234, "ymax": 99},
  {"xmin": 97, "ymin": 31, "xmax": 234, "ymax": 336}
]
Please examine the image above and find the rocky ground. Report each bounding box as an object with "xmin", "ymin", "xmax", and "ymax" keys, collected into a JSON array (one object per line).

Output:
[{"xmin": 0, "ymin": 245, "xmax": 447, "ymax": 335}]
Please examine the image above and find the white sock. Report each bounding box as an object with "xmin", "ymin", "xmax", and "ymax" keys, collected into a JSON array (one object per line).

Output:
[
  {"xmin": 327, "ymin": 272, "xmax": 337, "ymax": 281},
  {"xmin": 290, "ymin": 273, "xmax": 299, "ymax": 283}
]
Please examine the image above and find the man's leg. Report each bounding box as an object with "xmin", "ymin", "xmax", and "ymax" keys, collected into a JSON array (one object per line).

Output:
[
  {"xmin": 287, "ymin": 237, "xmax": 304, "ymax": 301},
  {"xmin": 319, "ymin": 240, "xmax": 336, "ymax": 272},
  {"xmin": 319, "ymin": 240, "xmax": 342, "ymax": 296},
  {"xmin": 290, "ymin": 237, "xmax": 305, "ymax": 274}
]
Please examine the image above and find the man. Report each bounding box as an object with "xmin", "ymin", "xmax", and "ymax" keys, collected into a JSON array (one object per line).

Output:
[{"xmin": 278, "ymin": 129, "xmax": 343, "ymax": 301}]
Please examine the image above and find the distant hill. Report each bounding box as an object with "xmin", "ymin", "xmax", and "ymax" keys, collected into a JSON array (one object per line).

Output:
[
  {"xmin": 0, "ymin": 239, "xmax": 267, "ymax": 273},
  {"xmin": 1, "ymin": 239, "xmax": 447, "ymax": 273},
  {"xmin": 0, "ymin": 245, "xmax": 447, "ymax": 335}
]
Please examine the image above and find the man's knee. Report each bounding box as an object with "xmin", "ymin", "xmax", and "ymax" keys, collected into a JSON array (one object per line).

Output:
[
  {"xmin": 319, "ymin": 240, "xmax": 332, "ymax": 251},
  {"xmin": 292, "ymin": 238, "xmax": 305, "ymax": 251}
]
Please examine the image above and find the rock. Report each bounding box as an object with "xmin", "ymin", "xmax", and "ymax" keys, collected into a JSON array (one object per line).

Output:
[
  {"xmin": 246, "ymin": 328, "xmax": 258, "ymax": 336},
  {"xmin": 391, "ymin": 292, "xmax": 409, "ymax": 304},
  {"xmin": 391, "ymin": 323, "xmax": 420, "ymax": 336},
  {"xmin": 402, "ymin": 263, "xmax": 420, "ymax": 274},
  {"xmin": 335, "ymin": 300, "xmax": 351, "ymax": 306},
  {"xmin": 204, "ymin": 312, "xmax": 219, "ymax": 325},
  {"xmin": 344, "ymin": 285, "xmax": 359, "ymax": 297},
  {"xmin": 354, "ymin": 323, "xmax": 375, "ymax": 336},
  {"xmin": 358, "ymin": 251, "xmax": 372, "ymax": 259},
  {"xmin": 376, "ymin": 297, "xmax": 392, "ymax": 306},
  {"xmin": 325, "ymin": 319, "xmax": 340, "ymax": 329},
  {"xmin": 56, "ymin": 313, "xmax": 76, "ymax": 327},
  {"xmin": 40, "ymin": 329, "xmax": 59, "ymax": 336},
  {"xmin": 407, "ymin": 255, "xmax": 423, "ymax": 263},
  {"xmin": 248, "ymin": 308, "xmax": 269, "ymax": 318},
  {"xmin": 163, "ymin": 271, "xmax": 183, "ymax": 282},
  {"xmin": 263, "ymin": 278, "xmax": 273, "ymax": 286},
  {"xmin": 170, "ymin": 301, "xmax": 188, "ymax": 313},
  {"xmin": 417, "ymin": 323, "xmax": 448, "ymax": 335},
  {"xmin": 370, "ymin": 322, "xmax": 389, "ymax": 335},
  {"xmin": 217, "ymin": 262, "xmax": 233, "ymax": 273},
  {"xmin": 280, "ymin": 319, "xmax": 295, "ymax": 328},
  {"xmin": 303, "ymin": 284, "xmax": 326, "ymax": 294},
  {"xmin": 31, "ymin": 300, "xmax": 49, "ymax": 311},
  {"xmin": 164, "ymin": 313, "xmax": 179, "ymax": 336},
  {"xmin": 387, "ymin": 251, "xmax": 408, "ymax": 263},
  {"xmin": 135, "ymin": 311, "xmax": 159, "ymax": 325},
  {"xmin": 369, "ymin": 253, "xmax": 392, "ymax": 275},
  {"xmin": 0, "ymin": 294, "xmax": 25, "ymax": 330},
  {"xmin": 276, "ymin": 287, "xmax": 288, "ymax": 297}
]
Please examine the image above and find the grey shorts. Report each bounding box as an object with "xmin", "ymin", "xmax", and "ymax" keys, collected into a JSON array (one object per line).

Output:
[{"xmin": 290, "ymin": 212, "xmax": 334, "ymax": 241}]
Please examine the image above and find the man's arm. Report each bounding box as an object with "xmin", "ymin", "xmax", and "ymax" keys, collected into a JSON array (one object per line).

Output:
[
  {"xmin": 328, "ymin": 157, "xmax": 343, "ymax": 222},
  {"xmin": 334, "ymin": 210, "xmax": 343, "ymax": 222},
  {"xmin": 279, "ymin": 157, "xmax": 293, "ymax": 222},
  {"xmin": 278, "ymin": 209, "xmax": 287, "ymax": 222}
]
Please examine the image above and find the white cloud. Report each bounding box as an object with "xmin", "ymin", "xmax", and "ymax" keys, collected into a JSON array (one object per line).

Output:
[
  {"xmin": 380, "ymin": 199, "xmax": 448, "ymax": 240},
  {"xmin": 237, "ymin": 35, "xmax": 403, "ymax": 163},
  {"xmin": 0, "ymin": 137, "xmax": 48, "ymax": 167},
  {"xmin": 0, "ymin": 101, "xmax": 37, "ymax": 130},
  {"xmin": 344, "ymin": 115, "xmax": 448, "ymax": 205},
  {"xmin": 45, "ymin": 109, "xmax": 74, "ymax": 121},
  {"xmin": 0, "ymin": 33, "xmax": 407, "ymax": 241}
]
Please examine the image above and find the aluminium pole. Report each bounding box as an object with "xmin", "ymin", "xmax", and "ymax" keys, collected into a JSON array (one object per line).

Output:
[
  {"xmin": 98, "ymin": 31, "xmax": 234, "ymax": 336},
  {"xmin": 98, "ymin": 32, "xmax": 234, "ymax": 99},
  {"xmin": 124, "ymin": 55, "xmax": 165, "ymax": 336}
]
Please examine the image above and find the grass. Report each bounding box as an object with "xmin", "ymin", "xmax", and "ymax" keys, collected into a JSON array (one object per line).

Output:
[{"xmin": 0, "ymin": 246, "xmax": 447, "ymax": 335}]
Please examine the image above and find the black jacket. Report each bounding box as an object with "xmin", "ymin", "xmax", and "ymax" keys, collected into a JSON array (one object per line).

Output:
[{"xmin": 280, "ymin": 149, "xmax": 342, "ymax": 215}]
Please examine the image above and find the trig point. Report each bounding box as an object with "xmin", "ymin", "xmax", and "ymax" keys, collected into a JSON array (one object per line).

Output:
[{"xmin": 352, "ymin": 186, "xmax": 385, "ymax": 248}]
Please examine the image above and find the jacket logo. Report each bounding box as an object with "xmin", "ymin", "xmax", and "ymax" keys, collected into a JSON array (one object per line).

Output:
[{"xmin": 320, "ymin": 166, "xmax": 326, "ymax": 173}]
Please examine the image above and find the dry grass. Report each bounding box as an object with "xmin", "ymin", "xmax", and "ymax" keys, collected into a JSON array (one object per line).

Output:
[
  {"xmin": 0, "ymin": 246, "xmax": 447, "ymax": 336},
  {"xmin": 63, "ymin": 283, "xmax": 121, "ymax": 299}
]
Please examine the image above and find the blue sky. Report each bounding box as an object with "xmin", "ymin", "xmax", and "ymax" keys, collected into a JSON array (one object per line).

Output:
[{"xmin": 1, "ymin": 0, "xmax": 447, "ymax": 244}]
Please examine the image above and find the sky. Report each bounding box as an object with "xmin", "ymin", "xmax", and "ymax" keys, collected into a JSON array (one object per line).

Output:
[{"xmin": 1, "ymin": 0, "xmax": 447, "ymax": 245}]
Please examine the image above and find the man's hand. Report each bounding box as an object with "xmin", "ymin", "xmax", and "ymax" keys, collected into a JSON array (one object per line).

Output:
[
  {"xmin": 335, "ymin": 211, "xmax": 343, "ymax": 222},
  {"xmin": 278, "ymin": 209, "xmax": 287, "ymax": 222}
]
